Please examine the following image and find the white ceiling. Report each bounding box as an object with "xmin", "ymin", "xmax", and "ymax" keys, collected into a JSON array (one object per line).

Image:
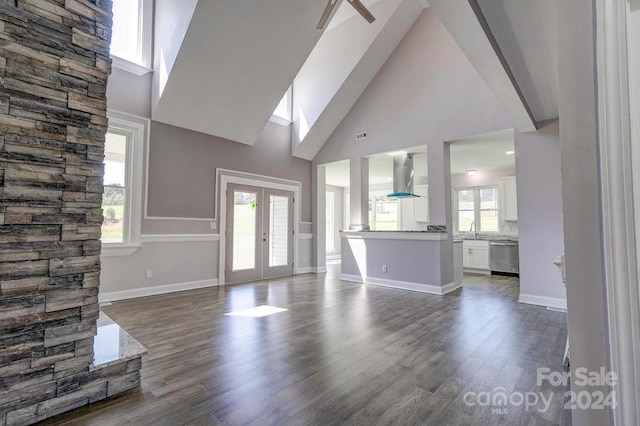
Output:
[
  {"xmin": 152, "ymin": 0, "xmax": 332, "ymax": 145},
  {"xmin": 449, "ymin": 129, "xmax": 515, "ymax": 175},
  {"xmin": 476, "ymin": 0, "xmax": 559, "ymax": 122},
  {"xmin": 324, "ymin": 160, "xmax": 351, "ymax": 187},
  {"xmin": 292, "ymin": 0, "xmax": 426, "ymax": 160}
]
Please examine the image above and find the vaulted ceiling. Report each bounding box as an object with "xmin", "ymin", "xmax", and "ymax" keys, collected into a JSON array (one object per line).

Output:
[
  {"xmin": 152, "ymin": 0, "xmax": 334, "ymax": 145},
  {"xmin": 150, "ymin": 0, "xmax": 560, "ymax": 156}
]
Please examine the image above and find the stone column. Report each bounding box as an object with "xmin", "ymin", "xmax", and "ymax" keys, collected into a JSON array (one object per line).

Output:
[{"xmin": 0, "ymin": 2, "xmax": 140, "ymax": 425}]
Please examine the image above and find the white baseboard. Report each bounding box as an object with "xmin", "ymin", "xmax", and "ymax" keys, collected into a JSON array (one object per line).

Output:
[
  {"xmin": 441, "ymin": 281, "xmax": 463, "ymax": 295},
  {"xmin": 313, "ymin": 267, "xmax": 328, "ymax": 273},
  {"xmin": 340, "ymin": 274, "xmax": 458, "ymax": 296},
  {"xmin": 99, "ymin": 279, "xmax": 219, "ymax": 303},
  {"xmin": 463, "ymin": 268, "xmax": 491, "ymax": 275},
  {"xmin": 519, "ymin": 293, "xmax": 568, "ymax": 310},
  {"xmin": 297, "ymin": 267, "xmax": 313, "ymax": 274}
]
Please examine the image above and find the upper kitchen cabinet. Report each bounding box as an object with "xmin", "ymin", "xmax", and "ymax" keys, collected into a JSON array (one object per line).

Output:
[{"xmin": 501, "ymin": 176, "xmax": 518, "ymax": 221}]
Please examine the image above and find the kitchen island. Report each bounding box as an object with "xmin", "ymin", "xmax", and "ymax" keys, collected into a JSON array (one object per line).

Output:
[{"xmin": 340, "ymin": 229, "xmax": 460, "ymax": 295}]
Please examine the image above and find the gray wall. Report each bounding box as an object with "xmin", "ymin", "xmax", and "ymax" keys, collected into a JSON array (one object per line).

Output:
[
  {"xmin": 104, "ymin": 57, "xmax": 313, "ymax": 295},
  {"xmin": 558, "ymin": 0, "xmax": 612, "ymax": 424},
  {"xmin": 341, "ymin": 238, "xmax": 445, "ymax": 286},
  {"xmin": 312, "ymin": 8, "xmax": 512, "ymax": 280},
  {"xmin": 313, "ymin": 7, "xmax": 511, "ymax": 227},
  {"xmin": 106, "ymin": 68, "xmax": 152, "ymax": 118},
  {"xmin": 515, "ymin": 121, "xmax": 566, "ymax": 303},
  {"xmin": 146, "ymin": 120, "xmax": 312, "ymax": 223},
  {"xmin": 101, "ymin": 241, "xmax": 218, "ymax": 293}
]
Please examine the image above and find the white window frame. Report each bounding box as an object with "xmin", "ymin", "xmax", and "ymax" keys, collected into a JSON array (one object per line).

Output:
[
  {"xmin": 270, "ymin": 86, "xmax": 292, "ymax": 126},
  {"xmin": 368, "ymin": 194, "xmax": 399, "ymax": 231},
  {"xmin": 101, "ymin": 111, "xmax": 147, "ymax": 256},
  {"xmin": 110, "ymin": 0, "xmax": 153, "ymax": 76},
  {"xmin": 454, "ymin": 186, "xmax": 499, "ymax": 234}
]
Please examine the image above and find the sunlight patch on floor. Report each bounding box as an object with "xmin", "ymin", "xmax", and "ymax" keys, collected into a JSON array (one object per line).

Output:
[{"xmin": 224, "ymin": 305, "xmax": 288, "ymax": 318}]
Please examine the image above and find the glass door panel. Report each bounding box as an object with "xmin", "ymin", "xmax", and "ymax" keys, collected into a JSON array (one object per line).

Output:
[
  {"xmin": 225, "ymin": 185, "xmax": 294, "ymax": 283},
  {"xmin": 232, "ymin": 191, "xmax": 257, "ymax": 271},
  {"xmin": 225, "ymin": 184, "xmax": 262, "ymax": 284},
  {"xmin": 269, "ymin": 195, "xmax": 289, "ymax": 267},
  {"xmin": 263, "ymin": 189, "xmax": 294, "ymax": 280}
]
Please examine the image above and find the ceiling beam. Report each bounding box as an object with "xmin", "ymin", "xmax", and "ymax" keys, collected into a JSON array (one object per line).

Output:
[{"xmin": 428, "ymin": 0, "xmax": 537, "ymax": 132}]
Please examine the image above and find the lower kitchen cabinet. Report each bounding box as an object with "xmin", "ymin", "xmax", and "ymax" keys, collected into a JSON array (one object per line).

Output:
[{"xmin": 462, "ymin": 240, "xmax": 490, "ymax": 271}]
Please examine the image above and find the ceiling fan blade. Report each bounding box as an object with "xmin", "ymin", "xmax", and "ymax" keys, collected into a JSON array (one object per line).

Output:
[
  {"xmin": 317, "ymin": 0, "xmax": 338, "ymax": 29},
  {"xmin": 348, "ymin": 0, "xmax": 376, "ymax": 24}
]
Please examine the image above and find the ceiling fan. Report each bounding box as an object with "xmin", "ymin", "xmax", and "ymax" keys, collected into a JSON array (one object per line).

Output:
[{"xmin": 316, "ymin": 0, "xmax": 376, "ymax": 30}]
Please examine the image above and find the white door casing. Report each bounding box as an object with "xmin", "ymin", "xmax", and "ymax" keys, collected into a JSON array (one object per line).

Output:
[{"xmin": 218, "ymin": 169, "xmax": 301, "ymax": 286}]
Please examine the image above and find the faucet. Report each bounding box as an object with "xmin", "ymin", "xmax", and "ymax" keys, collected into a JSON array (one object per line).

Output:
[{"xmin": 469, "ymin": 221, "xmax": 478, "ymax": 239}]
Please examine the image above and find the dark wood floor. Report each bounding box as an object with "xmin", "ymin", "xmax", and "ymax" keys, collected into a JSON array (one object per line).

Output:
[{"xmin": 42, "ymin": 266, "xmax": 571, "ymax": 425}]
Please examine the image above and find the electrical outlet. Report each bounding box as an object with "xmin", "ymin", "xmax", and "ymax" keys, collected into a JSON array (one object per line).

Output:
[
  {"xmin": 145, "ymin": 270, "xmax": 152, "ymax": 279},
  {"xmin": 210, "ymin": 222, "xmax": 217, "ymax": 230},
  {"xmin": 382, "ymin": 265, "xmax": 388, "ymax": 273}
]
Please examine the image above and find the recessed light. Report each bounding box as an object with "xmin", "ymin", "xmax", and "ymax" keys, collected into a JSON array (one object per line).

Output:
[
  {"xmin": 505, "ymin": 150, "xmax": 515, "ymax": 155},
  {"xmin": 467, "ymin": 170, "xmax": 478, "ymax": 176}
]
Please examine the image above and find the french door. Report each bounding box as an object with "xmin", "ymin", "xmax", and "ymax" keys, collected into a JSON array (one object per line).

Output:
[{"xmin": 225, "ymin": 184, "xmax": 294, "ymax": 284}]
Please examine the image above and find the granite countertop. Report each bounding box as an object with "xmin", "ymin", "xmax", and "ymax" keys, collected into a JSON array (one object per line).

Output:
[
  {"xmin": 342, "ymin": 230, "xmax": 445, "ymax": 233},
  {"xmin": 341, "ymin": 225, "xmax": 447, "ymax": 233},
  {"xmin": 454, "ymin": 233, "xmax": 518, "ymax": 242},
  {"xmin": 91, "ymin": 312, "xmax": 147, "ymax": 370}
]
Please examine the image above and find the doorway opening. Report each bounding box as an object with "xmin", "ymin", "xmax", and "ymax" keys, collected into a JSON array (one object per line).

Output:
[
  {"xmin": 323, "ymin": 160, "xmax": 350, "ymax": 267},
  {"xmin": 224, "ymin": 184, "xmax": 294, "ymax": 284},
  {"xmin": 218, "ymin": 170, "xmax": 301, "ymax": 286},
  {"xmin": 448, "ymin": 128, "xmax": 518, "ymax": 282}
]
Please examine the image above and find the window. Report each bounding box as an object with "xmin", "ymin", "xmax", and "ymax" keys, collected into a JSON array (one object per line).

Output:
[
  {"xmin": 455, "ymin": 187, "xmax": 499, "ymax": 233},
  {"xmin": 101, "ymin": 112, "xmax": 146, "ymax": 255},
  {"xmin": 110, "ymin": 0, "xmax": 152, "ymax": 74},
  {"xmin": 369, "ymin": 195, "xmax": 398, "ymax": 231},
  {"xmin": 326, "ymin": 192, "xmax": 335, "ymax": 253},
  {"xmin": 102, "ymin": 131, "xmax": 128, "ymax": 243},
  {"xmin": 270, "ymin": 87, "xmax": 292, "ymax": 125}
]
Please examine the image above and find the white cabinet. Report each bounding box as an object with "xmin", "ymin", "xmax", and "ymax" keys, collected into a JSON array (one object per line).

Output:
[
  {"xmin": 412, "ymin": 185, "xmax": 429, "ymax": 222},
  {"xmin": 462, "ymin": 240, "xmax": 490, "ymax": 271},
  {"xmin": 501, "ymin": 177, "xmax": 518, "ymax": 221}
]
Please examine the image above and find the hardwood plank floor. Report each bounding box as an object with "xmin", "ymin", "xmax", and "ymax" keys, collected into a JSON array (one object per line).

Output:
[{"xmin": 41, "ymin": 266, "xmax": 572, "ymax": 425}]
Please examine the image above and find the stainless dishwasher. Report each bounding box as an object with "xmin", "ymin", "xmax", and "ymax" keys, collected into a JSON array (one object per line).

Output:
[{"xmin": 489, "ymin": 240, "xmax": 519, "ymax": 274}]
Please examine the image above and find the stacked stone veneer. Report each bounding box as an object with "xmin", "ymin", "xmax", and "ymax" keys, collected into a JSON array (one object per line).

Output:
[{"xmin": 0, "ymin": 1, "xmax": 141, "ymax": 424}]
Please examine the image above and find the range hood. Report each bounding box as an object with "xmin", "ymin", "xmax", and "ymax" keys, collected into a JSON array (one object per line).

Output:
[{"xmin": 386, "ymin": 153, "xmax": 420, "ymax": 198}]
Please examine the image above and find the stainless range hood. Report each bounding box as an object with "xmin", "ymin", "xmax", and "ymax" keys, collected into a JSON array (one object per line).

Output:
[{"xmin": 386, "ymin": 153, "xmax": 419, "ymax": 198}]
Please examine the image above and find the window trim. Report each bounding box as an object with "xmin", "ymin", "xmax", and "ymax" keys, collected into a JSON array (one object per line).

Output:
[
  {"xmin": 101, "ymin": 111, "xmax": 148, "ymax": 257},
  {"xmin": 368, "ymin": 193, "xmax": 399, "ymax": 231},
  {"xmin": 270, "ymin": 86, "xmax": 292, "ymax": 126},
  {"xmin": 454, "ymin": 185, "xmax": 500, "ymax": 234},
  {"xmin": 110, "ymin": 0, "xmax": 153, "ymax": 75}
]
